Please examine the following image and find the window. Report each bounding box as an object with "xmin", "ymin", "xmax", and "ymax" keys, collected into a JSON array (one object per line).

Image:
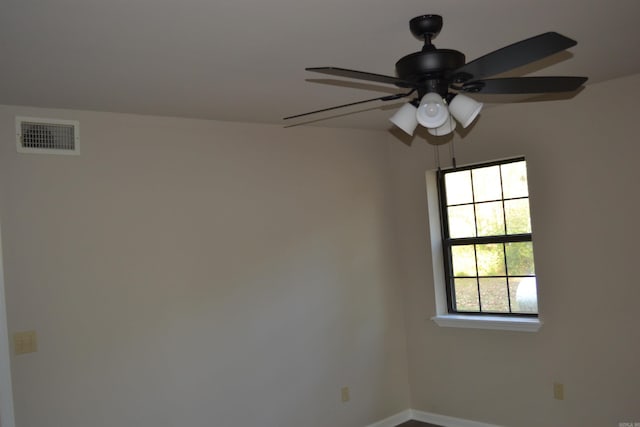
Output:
[{"xmin": 437, "ymin": 157, "xmax": 538, "ymax": 317}]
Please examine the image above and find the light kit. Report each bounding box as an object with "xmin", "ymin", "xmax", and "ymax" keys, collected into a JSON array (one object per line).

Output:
[{"xmin": 389, "ymin": 92, "xmax": 481, "ymax": 136}]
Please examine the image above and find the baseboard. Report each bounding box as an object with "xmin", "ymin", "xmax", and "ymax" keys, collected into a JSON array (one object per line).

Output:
[
  {"xmin": 365, "ymin": 409, "xmax": 412, "ymax": 427},
  {"xmin": 365, "ymin": 409, "xmax": 503, "ymax": 427},
  {"xmin": 411, "ymin": 409, "xmax": 503, "ymax": 427}
]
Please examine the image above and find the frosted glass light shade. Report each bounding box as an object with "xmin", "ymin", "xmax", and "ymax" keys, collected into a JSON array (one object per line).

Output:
[
  {"xmin": 416, "ymin": 93, "xmax": 449, "ymax": 128},
  {"xmin": 427, "ymin": 117, "xmax": 457, "ymax": 136},
  {"xmin": 389, "ymin": 102, "xmax": 419, "ymax": 135},
  {"xmin": 449, "ymin": 94, "xmax": 483, "ymax": 128}
]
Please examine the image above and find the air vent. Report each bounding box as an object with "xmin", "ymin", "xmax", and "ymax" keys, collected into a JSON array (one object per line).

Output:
[{"xmin": 16, "ymin": 117, "xmax": 80, "ymax": 155}]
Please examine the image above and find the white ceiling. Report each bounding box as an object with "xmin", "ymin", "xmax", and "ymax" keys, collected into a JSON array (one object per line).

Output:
[{"xmin": 2, "ymin": 0, "xmax": 639, "ymax": 130}]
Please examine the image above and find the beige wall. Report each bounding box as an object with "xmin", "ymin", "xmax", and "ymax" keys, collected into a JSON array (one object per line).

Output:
[
  {"xmin": 390, "ymin": 73, "xmax": 640, "ymax": 426},
  {"xmin": 0, "ymin": 108, "xmax": 410, "ymax": 427},
  {"xmin": 3, "ymin": 73, "xmax": 640, "ymax": 427}
]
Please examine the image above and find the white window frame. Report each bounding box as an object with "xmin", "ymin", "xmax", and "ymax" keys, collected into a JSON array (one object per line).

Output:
[{"xmin": 425, "ymin": 168, "xmax": 542, "ymax": 332}]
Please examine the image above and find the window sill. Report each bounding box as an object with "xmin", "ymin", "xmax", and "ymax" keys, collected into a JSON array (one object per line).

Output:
[{"xmin": 431, "ymin": 314, "xmax": 542, "ymax": 332}]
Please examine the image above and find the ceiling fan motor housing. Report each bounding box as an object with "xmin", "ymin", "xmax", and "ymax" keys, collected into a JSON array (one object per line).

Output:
[{"xmin": 395, "ymin": 49, "xmax": 466, "ymax": 97}]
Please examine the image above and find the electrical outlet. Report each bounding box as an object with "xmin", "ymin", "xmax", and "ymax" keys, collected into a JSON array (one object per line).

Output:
[
  {"xmin": 553, "ymin": 382, "xmax": 564, "ymax": 400},
  {"xmin": 14, "ymin": 331, "xmax": 37, "ymax": 355},
  {"xmin": 341, "ymin": 386, "xmax": 350, "ymax": 402}
]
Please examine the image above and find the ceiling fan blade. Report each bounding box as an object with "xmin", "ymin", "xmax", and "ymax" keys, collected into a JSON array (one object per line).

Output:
[
  {"xmin": 460, "ymin": 76, "xmax": 587, "ymax": 94},
  {"xmin": 452, "ymin": 32, "xmax": 577, "ymax": 82},
  {"xmin": 306, "ymin": 67, "xmax": 416, "ymax": 88},
  {"xmin": 283, "ymin": 90, "xmax": 415, "ymax": 121}
]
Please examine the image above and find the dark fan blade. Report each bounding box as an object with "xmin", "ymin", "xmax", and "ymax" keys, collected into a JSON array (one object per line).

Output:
[
  {"xmin": 461, "ymin": 76, "xmax": 587, "ymax": 94},
  {"xmin": 283, "ymin": 90, "xmax": 415, "ymax": 120},
  {"xmin": 306, "ymin": 67, "xmax": 416, "ymax": 88},
  {"xmin": 453, "ymin": 32, "xmax": 577, "ymax": 82}
]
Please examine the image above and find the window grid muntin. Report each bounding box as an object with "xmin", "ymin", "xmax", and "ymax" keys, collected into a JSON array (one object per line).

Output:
[
  {"xmin": 438, "ymin": 157, "xmax": 536, "ymax": 317},
  {"xmin": 447, "ymin": 195, "xmax": 528, "ymax": 208}
]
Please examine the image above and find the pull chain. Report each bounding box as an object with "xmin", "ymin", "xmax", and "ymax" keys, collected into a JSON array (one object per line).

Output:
[{"xmin": 450, "ymin": 136, "xmax": 457, "ymax": 169}]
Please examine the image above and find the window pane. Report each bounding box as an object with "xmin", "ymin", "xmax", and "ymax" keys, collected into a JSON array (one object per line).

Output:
[
  {"xmin": 476, "ymin": 244, "xmax": 505, "ymax": 276},
  {"xmin": 451, "ymin": 245, "xmax": 477, "ymax": 277},
  {"xmin": 505, "ymin": 242, "xmax": 535, "ymax": 276},
  {"xmin": 501, "ymin": 161, "xmax": 529, "ymax": 198},
  {"xmin": 454, "ymin": 278, "xmax": 480, "ymax": 311},
  {"xmin": 505, "ymin": 199, "xmax": 532, "ymax": 234},
  {"xmin": 445, "ymin": 170, "xmax": 473, "ymax": 205},
  {"xmin": 447, "ymin": 205, "xmax": 476, "ymax": 238},
  {"xmin": 440, "ymin": 158, "xmax": 537, "ymax": 318},
  {"xmin": 476, "ymin": 201, "xmax": 505, "ymax": 236},
  {"xmin": 509, "ymin": 277, "xmax": 538, "ymax": 313},
  {"xmin": 479, "ymin": 278, "xmax": 509, "ymax": 313},
  {"xmin": 472, "ymin": 165, "xmax": 502, "ymax": 202}
]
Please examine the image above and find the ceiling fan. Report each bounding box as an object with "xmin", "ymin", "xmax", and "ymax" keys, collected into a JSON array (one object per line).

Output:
[{"xmin": 283, "ymin": 14, "xmax": 587, "ymax": 136}]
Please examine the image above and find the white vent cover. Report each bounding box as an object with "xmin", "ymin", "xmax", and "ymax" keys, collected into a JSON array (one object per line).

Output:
[{"xmin": 16, "ymin": 117, "xmax": 80, "ymax": 155}]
